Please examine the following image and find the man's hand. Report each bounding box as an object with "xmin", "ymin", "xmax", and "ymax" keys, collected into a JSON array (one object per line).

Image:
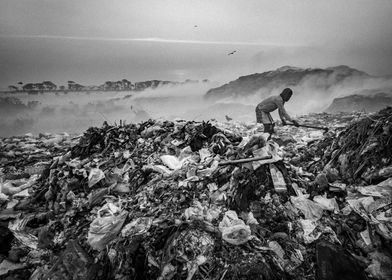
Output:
[
  {"xmin": 292, "ymin": 120, "xmax": 300, "ymax": 127},
  {"xmin": 281, "ymin": 120, "xmax": 287, "ymax": 126}
]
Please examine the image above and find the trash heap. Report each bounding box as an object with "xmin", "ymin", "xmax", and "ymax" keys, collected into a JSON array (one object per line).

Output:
[
  {"xmin": 321, "ymin": 107, "xmax": 392, "ymax": 184},
  {"xmin": 1, "ymin": 110, "xmax": 392, "ymax": 280}
]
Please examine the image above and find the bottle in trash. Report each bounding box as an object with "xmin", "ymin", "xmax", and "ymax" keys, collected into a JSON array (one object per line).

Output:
[{"xmin": 270, "ymin": 164, "xmax": 287, "ymax": 192}]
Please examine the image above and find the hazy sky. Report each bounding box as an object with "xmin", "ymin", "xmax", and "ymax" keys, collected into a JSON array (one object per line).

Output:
[{"xmin": 1, "ymin": 0, "xmax": 392, "ymax": 88}]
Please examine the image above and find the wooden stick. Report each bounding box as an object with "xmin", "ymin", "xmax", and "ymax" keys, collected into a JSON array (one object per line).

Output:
[
  {"xmin": 286, "ymin": 123, "xmax": 329, "ymax": 131},
  {"xmin": 218, "ymin": 155, "xmax": 273, "ymax": 166}
]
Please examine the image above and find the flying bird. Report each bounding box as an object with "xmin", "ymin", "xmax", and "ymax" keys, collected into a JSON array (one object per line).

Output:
[
  {"xmin": 194, "ymin": 25, "xmax": 198, "ymax": 28},
  {"xmin": 225, "ymin": 115, "xmax": 233, "ymax": 121},
  {"xmin": 228, "ymin": 50, "xmax": 237, "ymax": 55}
]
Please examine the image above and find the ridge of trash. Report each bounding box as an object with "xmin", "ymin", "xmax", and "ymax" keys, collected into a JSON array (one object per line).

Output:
[{"xmin": 0, "ymin": 108, "xmax": 391, "ymax": 280}]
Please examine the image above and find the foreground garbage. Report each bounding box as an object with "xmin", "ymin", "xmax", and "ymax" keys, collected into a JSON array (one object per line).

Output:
[{"xmin": 1, "ymin": 109, "xmax": 391, "ymax": 280}]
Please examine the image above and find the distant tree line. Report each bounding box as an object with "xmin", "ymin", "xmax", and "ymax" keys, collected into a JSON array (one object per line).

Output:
[
  {"xmin": 7, "ymin": 79, "xmax": 133, "ymax": 92},
  {"xmin": 8, "ymin": 81, "xmax": 57, "ymax": 92},
  {"xmin": 6, "ymin": 78, "xmax": 208, "ymax": 93}
]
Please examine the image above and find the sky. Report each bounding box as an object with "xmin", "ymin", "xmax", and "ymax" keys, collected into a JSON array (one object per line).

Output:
[{"xmin": 1, "ymin": 0, "xmax": 392, "ymax": 89}]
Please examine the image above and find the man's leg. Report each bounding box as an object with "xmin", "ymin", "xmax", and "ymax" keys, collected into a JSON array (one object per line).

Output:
[
  {"xmin": 263, "ymin": 123, "xmax": 272, "ymax": 133},
  {"xmin": 261, "ymin": 112, "xmax": 274, "ymax": 133},
  {"xmin": 268, "ymin": 113, "xmax": 275, "ymax": 133},
  {"xmin": 255, "ymin": 107, "xmax": 263, "ymax": 124}
]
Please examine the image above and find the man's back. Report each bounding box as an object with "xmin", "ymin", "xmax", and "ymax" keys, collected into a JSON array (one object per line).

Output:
[{"xmin": 256, "ymin": 95, "xmax": 283, "ymax": 113}]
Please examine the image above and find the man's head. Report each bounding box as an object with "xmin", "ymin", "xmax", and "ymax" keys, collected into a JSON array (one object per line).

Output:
[{"xmin": 280, "ymin": 88, "xmax": 293, "ymax": 102}]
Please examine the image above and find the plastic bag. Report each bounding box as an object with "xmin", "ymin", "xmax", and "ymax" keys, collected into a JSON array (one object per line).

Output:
[
  {"xmin": 252, "ymin": 141, "xmax": 282, "ymax": 169},
  {"xmin": 0, "ymin": 192, "xmax": 8, "ymax": 202},
  {"xmin": 160, "ymin": 154, "xmax": 191, "ymax": 170},
  {"xmin": 314, "ymin": 195, "xmax": 339, "ymax": 212},
  {"xmin": 121, "ymin": 217, "xmax": 152, "ymax": 237},
  {"xmin": 219, "ymin": 210, "xmax": 251, "ymax": 245},
  {"xmin": 299, "ymin": 219, "xmax": 339, "ymax": 244},
  {"xmin": 268, "ymin": 240, "xmax": 285, "ymax": 259},
  {"xmin": 239, "ymin": 211, "xmax": 259, "ymax": 225},
  {"xmin": 241, "ymin": 134, "xmax": 266, "ymax": 150},
  {"xmin": 199, "ymin": 148, "xmax": 212, "ymax": 162},
  {"xmin": 291, "ymin": 196, "xmax": 323, "ymax": 220},
  {"xmin": 87, "ymin": 205, "xmax": 128, "ymax": 251},
  {"xmin": 8, "ymin": 214, "xmax": 39, "ymax": 249},
  {"xmin": 357, "ymin": 178, "xmax": 392, "ymax": 198},
  {"xmin": 299, "ymin": 219, "xmax": 322, "ymax": 244},
  {"xmin": 346, "ymin": 197, "xmax": 375, "ymax": 221},
  {"xmin": 88, "ymin": 168, "xmax": 105, "ymax": 188},
  {"xmin": 143, "ymin": 164, "xmax": 172, "ymax": 175},
  {"xmin": 0, "ymin": 174, "xmax": 39, "ymax": 196},
  {"xmin": 184, "ymin": 201, "xmax": 220, "ymax": 222}
]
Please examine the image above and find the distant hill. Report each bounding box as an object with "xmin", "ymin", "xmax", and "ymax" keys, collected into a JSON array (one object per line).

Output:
[
  {"xmin": 326, "ymin": 89, "xmax": 392, "ymax": 113},
  {"xmin": 205, "ymin": 65, "xmax": 370, "ymax": 100}
]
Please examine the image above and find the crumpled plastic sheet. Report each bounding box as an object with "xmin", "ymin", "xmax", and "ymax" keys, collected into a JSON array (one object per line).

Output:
[
  {"xmin": 121, "ymin": 217, "xmax": 153, "ymax": 237},
  {"xmin": 160, "ymin": 155, "xmax": 190, "ymax": 170},
  {"xmin": 313, "ymin": 195, "xmax": 339, "ymax": 212},
  {"xmin": 356, "ymin": 178, "xmax": 392, "ymax": 198},
  {"xmin": 8, "ymin": 214, "xmax": 39, "ymax": 249},
  {"xmin": 87, "ymin": 204, "xmax": 128, "ymax": 251},
  {"xmin": 218, "ymin": 210, "xmax": 251, "ymax": 245},
  {"xmin": 184, "ymin": 201, "xmax": 221, "ymax": 222},
  {"xmin": 291, "ymin": 195, "xmax": 324, "ymax": 221},
  {"xmin": 88, "ymin": 168, "xmax": 105, "ymax": 188},
  {"xmin": 252, "ymin": 141, "xmax": 283, "ymax": 169},
  {"xmin": 299, "ymin": 219, "xmax": 339, "ymax": 244}
]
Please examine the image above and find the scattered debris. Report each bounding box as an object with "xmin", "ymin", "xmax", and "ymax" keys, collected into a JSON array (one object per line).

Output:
[{"xmin": 1, "ymin": 109, "xmax": 392, "ymax": 279}]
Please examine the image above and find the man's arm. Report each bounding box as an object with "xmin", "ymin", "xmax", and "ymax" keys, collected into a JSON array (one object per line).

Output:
[{"xmin": 276, "ymin": 98, "xmax": 293, "ymax": 122}]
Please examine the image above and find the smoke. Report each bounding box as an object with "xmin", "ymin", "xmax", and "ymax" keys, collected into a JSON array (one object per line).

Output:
[
  {"xmin": 287, "ymin": 75, "xmax": 392, "ymax": 114},
  {"xmin": 0, "ymin": 82, "xmax": 219, "ymax": 137},
  {"xmin": 2, "ymin": 71, "xmax": 392, "ymax": 137},
  {"xmin": 212, "ymin": 70, "xmax": 392, "ymax": 118},
  {"xmin": 0, "ymin": 90, "xmax": 134, "ymax": 137}
]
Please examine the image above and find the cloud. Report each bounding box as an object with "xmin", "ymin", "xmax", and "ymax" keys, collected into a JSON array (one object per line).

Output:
[{"xmin": 0, "ymin": 34, "xmax": 303, "ymax": 47}]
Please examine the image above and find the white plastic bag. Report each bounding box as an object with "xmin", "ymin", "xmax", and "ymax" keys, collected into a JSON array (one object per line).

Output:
[
  {"xmin": 314, "ymin": 195, "xmax": 339, "ymax": 213},
  {"xmin": 252, "ymin": 141, "xmax": 282, "ymax": 169},
  {"xmin": 160, "ymin": 154, "xmax": 191, "ymax": 170},
  {"xmin": 88, "ymin": 168, "xmax": 105, "ymax": 188},
  {"xmin": 87, "ymin": 205, "xmax": 128, "ymax": 251},
  {"xmin": 291, "ymin": 196, "xmax": 323, "ymax": 220},
  {"xmin": 184, "ymin": 201, "xmax": 220, "ymax": 222},
  {"xmin": 219, "ymin": 210, "xmax": 251, "ymax": 245},
  {"xmin": 299, "ymin": 219, "xmax": 322, "ymax": 244},
  {"xmin": 357, "ymin": 178, "xmax": 392, "ymax": 198},
  {"xmin": 121, "ymin": 217, "xmax": 152, "ymax": 237},
  {"xmin": 199, "ymin": 148, "xmax": 212, "ymax": 162},
  {"xmin": 8, "ymin": 214, "xmax": 39, "ymax": 249}
]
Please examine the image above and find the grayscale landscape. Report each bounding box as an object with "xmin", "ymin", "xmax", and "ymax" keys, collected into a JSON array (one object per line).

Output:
[{"xmin": 1, "ymin": 1, "xmax": 392, "ymax": 279}]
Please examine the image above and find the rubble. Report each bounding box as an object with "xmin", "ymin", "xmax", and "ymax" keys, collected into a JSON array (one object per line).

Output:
[{"xmin": 0, "ymin": 109, "xmax": 392, "ymax": 279}]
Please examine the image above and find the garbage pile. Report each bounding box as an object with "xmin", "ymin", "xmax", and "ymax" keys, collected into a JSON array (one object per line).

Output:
[
  {"xmin": 1, "ymin": 109, "xmax": 391, "ymax": 280},
  {"xmin": 321, "ymin": 107, "xmax": 392, "ymax": 184}
]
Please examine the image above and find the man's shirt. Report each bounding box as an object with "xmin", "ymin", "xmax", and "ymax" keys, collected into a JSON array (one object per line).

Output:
[{"xmin": 256, "ymin": 95, "xmax": 292, "ymax": 121}]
